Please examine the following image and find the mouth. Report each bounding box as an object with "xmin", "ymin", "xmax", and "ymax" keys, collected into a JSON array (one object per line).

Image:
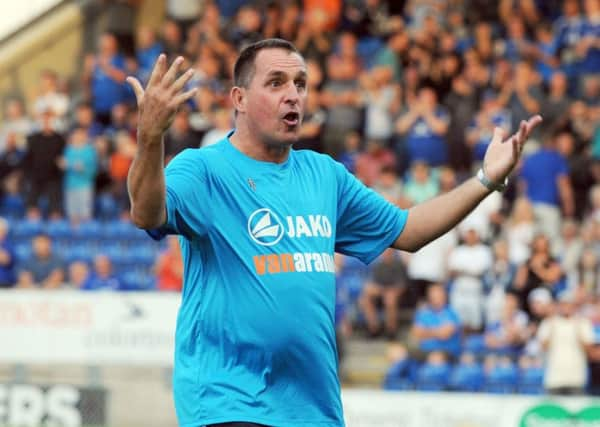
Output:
[{"xmin": 282, "ymin": 112, "xmax": 300, "ymax": 127}]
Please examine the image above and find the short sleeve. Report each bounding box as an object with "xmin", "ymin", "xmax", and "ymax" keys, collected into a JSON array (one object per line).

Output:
[
  {"xmin": 556, "ymin": 154, "xmax": 569, "ymax": 177},
  {"xmin": 146, "ymin": 149, "xmax": 210, "ymax": 241},
  {"xmin": 334, "ymin": 162, "xmax": 408, "ymax": 264},
  {"xmin": 579, "ymin": 318, "xmax": 594, "ymax": 345}
]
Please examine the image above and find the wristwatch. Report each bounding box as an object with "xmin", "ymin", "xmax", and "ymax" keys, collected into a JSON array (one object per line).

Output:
[{"xmin": 477, "ymin": 168, "xmax": 508, "ymax": 192}]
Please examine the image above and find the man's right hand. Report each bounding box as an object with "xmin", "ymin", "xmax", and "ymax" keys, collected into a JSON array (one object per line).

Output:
[{"xmin": 126, "ymin": 54, "xmax": 197, "ymax": 143}]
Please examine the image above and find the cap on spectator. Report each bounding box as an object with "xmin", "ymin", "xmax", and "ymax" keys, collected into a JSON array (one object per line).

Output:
[{"xmin": 528, "ymin": 287, "xmax": 552, "ymax": 305}]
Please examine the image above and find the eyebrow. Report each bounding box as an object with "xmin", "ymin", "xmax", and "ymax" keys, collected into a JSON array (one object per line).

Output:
[{"xmin": 265, "ymin": 70, "xmax": 307, "ymax": 80}]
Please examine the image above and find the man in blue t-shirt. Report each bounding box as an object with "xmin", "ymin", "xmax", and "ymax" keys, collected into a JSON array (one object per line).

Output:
[
  {"xmin": 519, "ymin": 131, "xmax": 575, "ymax": 242},
  {"xmin": 125, "ymin": 39, "xmax": 542, "ymax": 427},
  {"xmin": 411, "ymin": 283, "xmax": 461, "ymax": 357}
]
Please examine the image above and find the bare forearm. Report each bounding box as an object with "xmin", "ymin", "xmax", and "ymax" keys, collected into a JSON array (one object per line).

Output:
[
  {"xmin": 394, "ymin": 177, "xmax": 491, "ymax": 252},
  {"xmin": 127, "ymin": 133, "xmax": 167, "ymax": 229}
]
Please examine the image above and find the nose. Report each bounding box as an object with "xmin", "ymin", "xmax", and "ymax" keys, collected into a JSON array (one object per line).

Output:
[{"xmin": 283, "ymin": 81, "xmax": 300, "ymax": 105}]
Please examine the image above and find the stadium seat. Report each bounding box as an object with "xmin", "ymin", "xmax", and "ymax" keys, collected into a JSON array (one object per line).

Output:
[
  {"xmin": 11, "ymin": 218, "xmax": 43, "ymax": 240},
  {"xmin": 415, "ymin": 363, "xmax": 451, "ymax": 392},
  {"xmin": 484, "ymin": 362, "xmax": 518, "ymax": 394},
  {"xmin": 518, "ymin": 366, "xmax": 545, "ymax": 395},
  {"xmin": 45, "ymin": 219, "xmax": 71, "ymax": 239},
  {"xmin": 449, "ymin": 363, "xmax": 484, "ymax": 392},
  {"xmin": 0, "ymin": 194, "xmax": 25, "ymax": 219},
  {"xmin": 14, "ymin": 242, "xmax": 33, "ymax": 263},
  {"xmin": 73, "ymin": 220, "xmax": 102, "ymax": 241},
  {"xmin": 95, "ymin": 193, "xmax": 120, "ymax": 220}
]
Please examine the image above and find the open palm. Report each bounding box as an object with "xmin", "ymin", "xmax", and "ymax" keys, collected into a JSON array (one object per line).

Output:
[{"xmin": 483, "ymin": 115, "xmax": 543, "ymax": 183}]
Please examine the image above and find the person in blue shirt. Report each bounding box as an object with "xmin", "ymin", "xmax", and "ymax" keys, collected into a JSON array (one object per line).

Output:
[
  {"xmin": 395, "ymin": 85, "xmax": 450, "ymax": 167},
  {"xmin": 519, "ymin": 130, "xmax": 575, "ymax": 242},
  {"xmin": 411, "ymin": 283, "xmax": 462, "ymax": 358},
  {"xmin": 81, "ymin": 254, "xmax": 123, "ymax": 291},
  {"xmin": 125, "ymin": 39, "xmax": 542, "ymax": 427},
  {"xmin": 60, "ymin": 128, "xmax": 98, "ymax": 223}
]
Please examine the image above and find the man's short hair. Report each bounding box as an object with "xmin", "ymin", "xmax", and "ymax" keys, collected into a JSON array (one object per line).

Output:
[{"xmin": 233, "ymin": 38, "xmax": 300, "ymax": 88}]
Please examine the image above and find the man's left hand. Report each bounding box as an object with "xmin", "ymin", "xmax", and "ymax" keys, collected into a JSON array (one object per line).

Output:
[{"xmin": 483, "ymin": 115, "xmax": 543, "ymax": 183}]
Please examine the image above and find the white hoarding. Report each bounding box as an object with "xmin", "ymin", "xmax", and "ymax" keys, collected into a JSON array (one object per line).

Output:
[{"xmin": 0, "ymin": 290, "xmax": 180, "ymax": 365}]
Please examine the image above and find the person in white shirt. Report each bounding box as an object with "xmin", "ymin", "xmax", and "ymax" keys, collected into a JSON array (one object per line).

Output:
[
  {"xmin": 448, "ymin": 220, "xmax": 493, "ymax": 330},
  {"xmin": 537, "ymin": 290, "xmax": 594, "ymax": 394}
]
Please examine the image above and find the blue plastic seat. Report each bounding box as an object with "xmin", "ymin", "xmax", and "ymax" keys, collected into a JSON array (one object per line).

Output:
[
  {"xmin": 12, "ymin": 219, "xmax": 43, "ymax": 240},
  {"xmin": 415, "ymin": 364, "xmax": 450, "ymax": 392},
  {"xmin": 484, "ymin": 363, "xmax": 518, "ymax": 394},
  {"xmin": 449, "ymin": 364, "xmax": 484, "ymax": 392},
  {"xmin": 45, "ymin": 219, "xmax": 71, "ymax": 239},
  {"xmin": 518, "ymin": 367, "xmax": 545, "ymax": 395},
  {"xmin": 463, "ymin": 334, "xmax": 486, "ymax": 356},
  {"xmin": 0, "ymin": 194, "xmax": 25, "ymax": 219},
  {"xmin": 14, "ymin": 242, "xmax": 33, "ymax": 263}
]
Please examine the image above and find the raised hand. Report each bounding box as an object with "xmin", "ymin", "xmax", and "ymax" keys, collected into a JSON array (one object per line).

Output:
[
  {"xmin": 482, "ymin": 115, "xmax": 543, "ymax": 183},
  {"xmin": 126, "ymin": 55, "xmax": 197, "ymax": 143}
]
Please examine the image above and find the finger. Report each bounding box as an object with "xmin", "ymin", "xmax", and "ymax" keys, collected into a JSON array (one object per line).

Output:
[
  {"xmin": 170, "ymin": 68, "xmax": 195, "ymax": 94},
  {"xmin": 525, "ymin": 114, "xmax": 543, "ymax": 135},
  {"xmin": 517, "ymin": 120, "xmax": 527, "ymax": 143},
  {"xmin": 493, "ymin": 126, "xmax": 505, "ymax": 143},
  {"xmin": 171, "ymin": 88, "xmax": 198, "ymax": 106},
  {"xmin": 126, "ymin": 76, "xmax": 144, "ymax": 105},
  {"xmin": 162, "ymin": 56, "xmax": 185, "ymax": 87},
  {"xmin": 148, "ymin": 54, "xmax": 167, "ymax": 87}
]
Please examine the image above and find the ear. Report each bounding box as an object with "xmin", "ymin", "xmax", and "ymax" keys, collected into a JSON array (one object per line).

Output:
[{"xmin": 230, "ymin": 86, "xmax": 247, "ymax": 114}]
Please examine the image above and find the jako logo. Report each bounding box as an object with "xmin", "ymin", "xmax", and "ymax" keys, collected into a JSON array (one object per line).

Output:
[{"xmin": 248, "ymin": 208, "xmax": 285, "ymax": 246}]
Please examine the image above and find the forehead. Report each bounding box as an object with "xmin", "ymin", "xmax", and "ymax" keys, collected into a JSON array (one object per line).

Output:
[{"xmin": 253, "ymin": 48, "xmax": 306, "ymax": 78}]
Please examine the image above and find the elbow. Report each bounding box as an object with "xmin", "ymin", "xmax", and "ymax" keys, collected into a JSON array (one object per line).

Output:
[{"xmin": 129, "ymin": 207, "xmax": 162, "ymax": 230}]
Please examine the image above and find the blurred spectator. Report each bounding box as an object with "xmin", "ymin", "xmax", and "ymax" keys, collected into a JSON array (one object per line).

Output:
[
  {"xmin": 587, "ymin": 297, "xmax": 600, "ymax": 395},
  {"xmin": 402, "ymin": 161, "xmax": 439, "ymax": 205},
  {"xmin": 165, "ymin": 107, "xmax": 199, "ymax": 160},
  {"xmin": 359, "ymin": 248, "xmax": 408, "ymax": 339},
  {"xmin": 466, "ymin": 90, "xmax": 511, "ymax": 163},
  {"xmin": 448, "ymin": 222, "xmax": 493, "ymax": 331},
  {"xmin": 504, "ymin": 197, "xmax": 536, "ymax": 265},
  {"xmin": 59, "ymin": 128, "xmax": 98, "ymax": 223},
  {"xmin": 361, "ymin": 66, "xmax": 400, "ymax": 143},
  {"xmin": 71, "ymin": 103, "xmax": 104, "ymax": 138},
  {"xmin": 199, "ymin": 108, "xmax": 233, "ymax": 149},
  {"xmin": 337, "ymin": 131, "xmax": 361, "ymax": 173},
  {"xmin": 513, "ymin": 234, "xmax": 564, "ymax": 311},
  {"xmin": 416, "ymin": 350, "xmax": 451, "ymax": 390},
  {"xmin": 166, "ymin": 0, "xmax": 204, "ymax": 42},
  {"xmin": 156, "ymin": 235, "xmax": 183, "ymax": 292},
  {"xmin": 320, "ymin": 33, "xmax": 363, "ymax": 156},
  {"xmin": 497, "ymin": 61, "xmax": 543, "ymax": 133},
  {"xmin": 23, "ymin": 110, "xmax": 65, "ymax": 219},
  {"xmin": 537, "ymin": 290, "xmax": 594, "ymax": 394},
  {"xmin": 104, "ymin": 0, "xmax": 140, "ymax": 58},
  {"xmin": 229, "ymin": 5, "xmax": 263, "ymax": 49},
  {"xmin": 444, "ymin": 74, "xmax": 478, "ymax": 174},
  {"xmin": 395, "ymin": 86, "xmax": 450, "ymax": 168},
  {"xmin": 372, "ymin": 166, "xmax": 404, "ymax": 207},
  {"xmin": 411, "ymin": 283, "xmax": 462, "ymax": 358},
  {"xmin": 136, "ymin": 26, "xmax": 163, "ymax": 85},
  {"xmin": 406, "ymin": 228, "xmax": 457, "ymax": 305},
  {"xmin": 354, "ymin": 139, "xmax": 396, "ymax": 187},
  {"xmin": 105, "ymin": 103, "xmax": 132, "ymax": 139},
  {"xmin": 0, "ymin": 218, "xmax": 15, "ymax": 287},
  {"xmin": 67, "ymin": 260, "xmax": 91, "ymax": 289},
  {"xmin": 295, "ymin": 5, "xmax": 335, "ymax": 67},
  {"xmin": 82, "ymin": 33, "xmax": 129, "ymax": 126},
  {"xmin": 527, "ymin": 287, "xmax": 554, "ymax": 329},
  {"xmin": 109, "ymin": 131, "xmax": 136, "ymax": 214},
  {"xmin": 0, "ymin": 99, "xmax": 34, "ymax": 152},
  {"xmin": 16, "ymin": 234, "xmax": 64, "ymax": 289},
  {"xmin": 569, "ymin": 247, "xmax": 600, "ymax": 295},
  {"xmin": 541, "ymin": 72, "xmax": 572, "ymax": 135},
  {"xmin": 556, "ymin": 219, "xmax": 584, "ymax": 276},
  {"xmin": 294, "ymin": 84, "xmax": 326, "ymax": 153},
  {"xmin": 82, "ymin": 254, "xmax": 123, "ymax": 291},
  {"xmin": 383, "ymin": 342, "xmax": 417, "ymax": 390},
  {"xmin": 32, "ymin": 69, "xmax": 70, "ymax": 130},
  {"xmin": 449, "ymin": 351, "xmax": 484, "ymax": 392},
  {"xmin": 484, "ymin": 292, "xmax": 530, "ymax": 354},
  {"xmin": 483, "ymin": 239, "xmax": 517, "ymax": 325},
  {"xmin": 519, "ymin": 131, "xmax": 575, "ymax": 241},
  {"xmin": 577, "ymin": 0, "xmax": 600, "ymax": 84},
  {"xmin": 0, "ymin": 132, "xmax": 25, "ymax": 190}
]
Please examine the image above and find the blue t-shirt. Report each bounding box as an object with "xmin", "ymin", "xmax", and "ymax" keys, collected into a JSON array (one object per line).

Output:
[
  {"xmin": 414, "ymin": 305, "xmax": 461, "ymax": 356},
  {"xmin": 148, "ymin": 134, "xmax": 407, "ymax": 427},
  {"xmin": 519, "ymin": 148, "xmax": 568, "ymax": 207},
  {"xmin": 405, "ymin": 109, "xmax": 449, "ymax": 167},
  {"xmin": 91, "ymin": 55, "xmax": 127, "ymax": 114}
]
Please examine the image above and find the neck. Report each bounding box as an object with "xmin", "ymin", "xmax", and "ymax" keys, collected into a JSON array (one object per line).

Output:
[{"xmin": 229, "ymin": 119, "xmax": 291, "ymax": 164}]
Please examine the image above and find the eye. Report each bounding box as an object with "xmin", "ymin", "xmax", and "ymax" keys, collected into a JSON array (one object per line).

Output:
[
  {"xmin": 295, "ymin": 80, "xmax": 307, "ymax": 90},
  {"xmin": 269, "ymin": 80, "xmax": 282, "ymax": 87}
]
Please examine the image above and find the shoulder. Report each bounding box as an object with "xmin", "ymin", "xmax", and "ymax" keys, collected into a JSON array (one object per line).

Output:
[
  {"xmin": 166, "ymin": 140, "xmax": 227, "ymax": 175},
  {"xmin": 293, "ymin": 149, "xmax": 345, "ymax": 175}
]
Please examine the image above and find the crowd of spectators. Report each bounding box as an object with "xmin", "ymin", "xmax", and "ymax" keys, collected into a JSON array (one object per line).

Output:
[{"xmin": 1, "ymin": 0, "xmax": 600, "ymax": 394}]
